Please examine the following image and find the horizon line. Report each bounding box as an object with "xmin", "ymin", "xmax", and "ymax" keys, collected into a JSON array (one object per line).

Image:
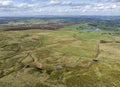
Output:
[{"xmin": 0, "ymin": 15, "xmax": 120, "ymax": 17}]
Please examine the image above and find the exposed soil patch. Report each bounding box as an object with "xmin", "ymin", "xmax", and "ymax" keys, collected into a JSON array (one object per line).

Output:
[{"xmin": 2, "ymin": 23, "xmax": 75, "ymax": 31}]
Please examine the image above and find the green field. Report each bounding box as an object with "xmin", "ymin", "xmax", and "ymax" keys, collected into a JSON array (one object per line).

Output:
[{"xmin": 0, "ymin": 23, "xmax": 120, "ymax": 87}]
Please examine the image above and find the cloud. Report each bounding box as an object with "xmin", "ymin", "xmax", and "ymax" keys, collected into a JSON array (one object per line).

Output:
[
  {"xmin": 0, "ymin": 0, "xmax": 13, "ymax": 6},
  {"xmin": 0, "ymin": 0, "xmax": 37, "ymax": 12},
  {"xmin": 71, "ymin": 2, "xmax": 120, "ymax": 13},
  {"xmin": 98, "ymin": 0, "xmax": 120, "ymax": 2},
  {"xmin": 105, "ymin": 0, "xmax": 120, "ymax": 2},
  {"xmin": 49, "ymin": 0, "xmax": 73, "ymax": 5},
  {"xmin": 49, "ymin": 0, "xmax": 89, "ymax": 6},
  {"xmin": 48, "ymin": 0, "xmax": 120, "ymax": 11},
  {"xmin": 49, "ymin": 0, "xmax": 61, "ymax": 5},
  {"xmin": 0, "ymin": 0, "xmax": 120, "ymax": 16}
]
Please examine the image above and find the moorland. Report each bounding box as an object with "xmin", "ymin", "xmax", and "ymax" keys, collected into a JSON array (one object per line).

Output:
[{"xmin": 0, "ymin": 16, "xmax": 120, "ymax": 87}]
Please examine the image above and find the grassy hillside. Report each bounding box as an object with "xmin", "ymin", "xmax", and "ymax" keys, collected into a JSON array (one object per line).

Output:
[{"xmin": 0, "ymin": 23, "xmax": 120, "ymax": 87}]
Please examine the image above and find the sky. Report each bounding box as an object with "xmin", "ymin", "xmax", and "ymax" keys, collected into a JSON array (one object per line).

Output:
[{"xmin": 0, "ymin": 0, "xmax": 120, "ymax": 16}]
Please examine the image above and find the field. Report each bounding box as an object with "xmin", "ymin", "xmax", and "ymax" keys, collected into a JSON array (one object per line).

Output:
[{"xmin": 0, "ymin": 17, "xmax": 120, "ymax": 87}]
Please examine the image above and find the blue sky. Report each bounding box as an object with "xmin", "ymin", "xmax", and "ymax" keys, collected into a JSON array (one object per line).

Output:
[{"xmin": 0, "ymin": 0, "xmax": 120, "ymax": 16}]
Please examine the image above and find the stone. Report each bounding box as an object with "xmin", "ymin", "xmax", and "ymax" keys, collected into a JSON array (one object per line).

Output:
[
  {"xmin": 54, "ymin": 65, "xmax": 63, "ymax": 70},
  {"xmin": 93, "ymin": 59, "xmax": 99, "ymax": 62}
]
